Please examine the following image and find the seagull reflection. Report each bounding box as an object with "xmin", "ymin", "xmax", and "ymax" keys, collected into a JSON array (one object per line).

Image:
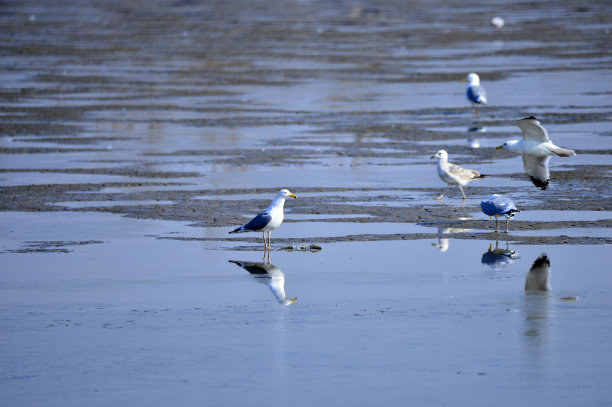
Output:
[
  {"xmin": 481, "ymin": 240, "xmax": 519, "ymax": 270},
  {"xmin": 229, "ymin": 260, "xmax": 298, "ymax": 305},
  {"xmin": 523, "ymin": 254, "xmax": 552, "ymax": 344},
  {"xmin": 524, "ymin": 254, "xmax": 551, "ymax": 292},
  {"xmin": 467, "ymin": 125, "xmax": 486, "ymax": 149},
  {"xmin": 432, "ymin": 227, "xmax": 473, "ymax": 253}
]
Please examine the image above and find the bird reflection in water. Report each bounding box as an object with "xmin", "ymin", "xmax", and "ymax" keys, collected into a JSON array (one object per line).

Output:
[
  {"xmin": 524, "ymin": 253, "xmax": 552, "ymax": 292},
  {"xmin": 523, "ymin": 254, "xmax": 552, "ymax": 343},
  {"xmin": 481, "ymin": 240, "xmax": 519, "ymax": 270},
  {"xmin": 467, "ymin": 125, "xmax": 486, "ymax": 149},
  {"xmin": 229, "ymin": 259, "xmax": 297, "ymax": 306},
  {"xmin": 432, "ymin": 227, "xmax": 472, "ymax": 253}
]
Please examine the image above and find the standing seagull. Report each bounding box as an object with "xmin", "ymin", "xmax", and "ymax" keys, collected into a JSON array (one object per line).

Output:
[
  {"xmin": 463, "ymin": 73, "xmax": 487, "ymax": 115},
  {"xmin": 496, "ymin": 117, "xmax": 576, "ymax": 190},
  {"xmin": 431, "ymin": 150, "xmax": 487, "ymax": 200},
  {"xmin": 481, "ymin": 194, "xmax": 519, "ymax": 233},
  {"xmin": 229, "ymin": 189, "xmax": 297, "ymax": 249}
]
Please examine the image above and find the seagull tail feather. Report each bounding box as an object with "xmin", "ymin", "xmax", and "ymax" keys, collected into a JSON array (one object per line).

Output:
[{"xmin": 552, "ymin": 147, "xmax": 576, "ymax": 157}]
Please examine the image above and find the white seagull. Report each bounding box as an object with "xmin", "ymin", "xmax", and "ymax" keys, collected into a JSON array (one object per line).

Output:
[
  {"xmin": 497, "ymin": 117, "xmax": 576, "ymax": 190},
  {"xmin": 481, "ymin": 194, "xmax": 519, "ymax": 233},
  {"xmin": 431, "ymin": 150, "xmax": 487, "ymax": 200},
  {"xmin": 463, "ymin": 73, "xmax": 487, "ymax": 115},
  {"xmin": 229, "ymin": 260, "xmax": 297, "ymax": 305},
  {"xmin": 229, "ymin": 189, "xmax": 297, "ymax": 249},
  {"xmin": 491, "ymin": 16, "xmax": 504, "ymax": 29}
]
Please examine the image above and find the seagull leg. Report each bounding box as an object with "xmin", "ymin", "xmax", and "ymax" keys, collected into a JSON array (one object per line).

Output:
[
  {"xmin": 435, "ymin": 186, "xmax": 448, "ymax": 201},
  {"xmin": 505, "ymin": 218, "xmax": 510, "ymax": 233},
  {"xmin": 267, "ymin": 231, "xmax": 272, "ymax": 250},
  {"xmin": 458, "ymin": 185, "xmax": 466, "ymax": 200},
  {"xmin": 262, "ymin": 232, "xmax": 267, "ymax": 249},
  {"xmin": 494, "ymin": 217, "xmax": 499, "ymax": 233}
]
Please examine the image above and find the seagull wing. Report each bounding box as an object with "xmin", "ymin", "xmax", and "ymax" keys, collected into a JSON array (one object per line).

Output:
[
  {"xmin": 241, "ymin": 211, "xmax": 272, "ymax": 232},
  {"xmin": 448, "ymin": 163, "xmax": 481, "ymax": 180},
  {"xmin": 467, "ymin": 85, "xmax": 487, "ymax": 104},
  {"xmin": 491, "ymin": 194, "xmax": 517, "ymax": 213},
  {"xmin": 522, "ymin": 155, "xmax": 550, "ymax": 190},
  {"xmin": 516, "ymin": 117, "xmax": 550, "ymax": 142}
]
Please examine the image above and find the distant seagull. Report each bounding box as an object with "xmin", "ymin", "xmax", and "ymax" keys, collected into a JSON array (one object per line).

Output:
[
  {"xmin": 525, "ymin": 254, "xmax": 552, "ymax": 292},
  {"xmin": 481, "ymin": 194, "xmax": 519, "ymax": 233},
  {"xmin": 491, "ymin": 16, "xmax": 504, "ymax": 29},
  {"xmin": 229, "ymin": 260, "xmax": 297, "ymax": 305},
  {"xmin": 463, "ymin": 73, "xmax": 487, "ymax": 115},
  {"xmin": 496, "ymin": 117, "xmax": 576, "ymax": 190},
  {"xmin": 229, "ymin": 189, "xmax": 297, "ymax": 249},
  {"xmin": 431, "ymin": 150, "xmax": 487, "ymax": 200}
]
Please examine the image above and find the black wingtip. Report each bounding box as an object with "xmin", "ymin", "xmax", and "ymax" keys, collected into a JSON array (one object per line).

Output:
[
  {"xmin": 521, "ymin": 116, "xmax": 538, "ymax": 121},
  {"xmin": 530, "ymin": 176, "xmax": 549, "ymax": 190},
  {"xmin": 532, "ymin": 254, "xmax": 550, "ymax": 269},
  {"xmin": 478, "ymin": 174, "xmax": 488, "ymax": 178},
  {"xmin": 229, "ymin": 227, "xmax": 241, "ymax": 234}
]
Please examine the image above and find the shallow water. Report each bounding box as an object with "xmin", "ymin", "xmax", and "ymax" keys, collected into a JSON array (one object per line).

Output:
[{"xmin": 1, "ymin": 212, "xmax": 611, "ymax": 406}]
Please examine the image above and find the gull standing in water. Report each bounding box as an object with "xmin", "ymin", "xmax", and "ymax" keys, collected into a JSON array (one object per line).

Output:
[
  {"xmin": 463, "ymin": 73, "xmax": 487, "ymax": 115},
  {"xmin": 431, "ymin": 150, "xmax": 487, "ymax": 200},
  {"xmin": 481, "ymin": 194, "xmax": 519, "ymax": 233},
  {"xmin": 497, "ymin": 116, "xmax": 576, "ymax": 190},
  {"xmin": 229, "ymin": 189, "xmax": 297, "ymax": 249}
]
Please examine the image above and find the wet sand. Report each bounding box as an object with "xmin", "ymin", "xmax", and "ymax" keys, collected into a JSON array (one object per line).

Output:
[{"xmin": 1, "ymin": 0, "xmax": 611, "ymax": 405}]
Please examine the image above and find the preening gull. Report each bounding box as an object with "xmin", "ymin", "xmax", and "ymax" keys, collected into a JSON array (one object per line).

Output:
[
  {"xmin": 431, "ymin": 150, "xmax": 487, "ymax": 200},
  {"xmin": 229, "ymin": 260, "xmax": 297, "ymax": 305},
  {"xmin": 497, "ymin": 116, "xmax": 576, "ymax": 190},
  {"xmin": 229, "ymin": 189, "xmax": 297, "ymax": 249},
  {"xmin": 481, "ymin": 194, "xmax": 519, "ymax": 233},
  {"xmin": 463, "ymin": 73, "xmax": 487, "ymax": 115}
]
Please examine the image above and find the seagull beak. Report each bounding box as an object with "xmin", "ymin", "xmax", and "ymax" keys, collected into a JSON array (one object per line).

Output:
[
  {"xmin": 461, "ymin": 78, "xmax": 467, "ymax": 82},
  {"xmin": 287, "ymin": 297, "xmax": 298, "ymax": 304},
  {"xmin": 289, "ymin": 193, "xmax": 297, "ymax": 199},
  {"xmin": 430, "ymin": 154, "xmax": 437, "ymax": 159},
  {"xmin": 495, "ymin": 145, "xmax": 503, "ymax": 150}
]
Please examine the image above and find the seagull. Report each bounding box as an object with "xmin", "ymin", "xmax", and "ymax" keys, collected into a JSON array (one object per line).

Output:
[
  {"xmin": 524, "ymin": 254, "xmax": 551, "ymax": 292},
  {"xmin": 496, "ymin": 116, "xmax": 576, "ymax": 190},
  {"xmin": 491, "ymin": 16, "xmax": 504, "ymax": 29},
  {"xmin": 431, "ymin": 150, "xmax": 487, "ymax": 200},
  {"xmin": 481, "ymin": 194, "xmax": 519, "ymax": 233},
  {"xmin": 229, "ymin": 189, "xmax": 297, "ymax": 249},
  {"xmin": 229, "ymin": 260, "xmax": 297, "ymax": 305},
  {"xmin": 463, "ymin": 73, "xmax": 487, "ymax": 115}
]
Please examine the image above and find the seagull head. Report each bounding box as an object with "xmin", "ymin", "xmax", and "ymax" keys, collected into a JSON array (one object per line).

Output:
[
  {"xmin": 278, "ymin": 189, "xmax": 297, "ymax": 199},
  {"xmin": 463, "ymin": 73, "xmax": 480, "ymax": 85},
  {"xmin": 496, "ymin": 139, "xmax": 519, "ymax": 151},
  {"xmin": 430, "ymin": 150, "xmax": 448, "ymax": 161}
]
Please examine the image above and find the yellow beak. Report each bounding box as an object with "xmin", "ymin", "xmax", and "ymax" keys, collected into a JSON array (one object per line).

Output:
[
  {"xmin": 289, "ymin": 193, "xmax": 297, "ymax": 199},
  {"xmin": 495, "ymin": 145, "xmax": 503, "ymax": 150},
  {"xmin": 461, "ymin": 78, "xmax": 467, "ymax": 82}
]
